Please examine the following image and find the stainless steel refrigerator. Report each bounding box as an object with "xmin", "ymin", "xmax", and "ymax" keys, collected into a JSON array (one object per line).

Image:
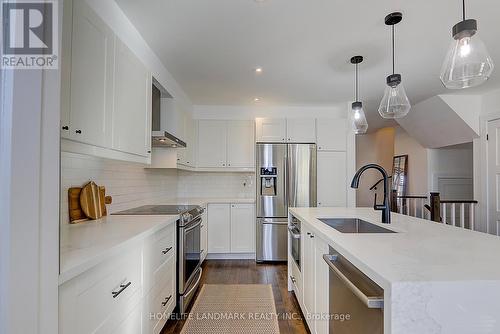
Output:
[{"xmin": 256, "ymin": 143, "xmax": 317, "ymax": 262}]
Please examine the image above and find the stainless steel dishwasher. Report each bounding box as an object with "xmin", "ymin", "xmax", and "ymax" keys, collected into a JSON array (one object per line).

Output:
[{"xmin": 323, "ymin": 246, "xmax": 384, "ymax": 334}]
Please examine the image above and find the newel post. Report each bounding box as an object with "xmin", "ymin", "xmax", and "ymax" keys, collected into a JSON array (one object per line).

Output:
[{"xmin": 430, "ymin": 192, "xmax": 441, "ymax": 222}]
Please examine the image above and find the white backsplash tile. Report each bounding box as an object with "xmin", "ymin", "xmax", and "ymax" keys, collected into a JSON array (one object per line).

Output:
[{"xmin": 60, "ymin": 152, "xmax": 256, "ymax": 225}]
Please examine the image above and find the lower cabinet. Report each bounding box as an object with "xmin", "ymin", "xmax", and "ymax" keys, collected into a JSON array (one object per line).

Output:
[
  {"xmin": 201, "ymin": 204, "xmax": 208, "ymax": 262},
  {"xmin": 59, "ymin": 223, "xmax": 176, "ymax": 334},
  {"xmin": 207, "ymin": 203, "xmax": 255, "ymax": 255},
  {"xmin": 300, "ymin": 224, "xmax": 329, "ymax": 334}
]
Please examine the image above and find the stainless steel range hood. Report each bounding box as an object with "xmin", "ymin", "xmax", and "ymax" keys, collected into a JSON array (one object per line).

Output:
[
  {"xmin": 152, "ymin": 130, "xmax": 186, "ymax": 148},
  {"xmin": 151, "ymin": 82, "xmax": 186, "ymax": 148}
]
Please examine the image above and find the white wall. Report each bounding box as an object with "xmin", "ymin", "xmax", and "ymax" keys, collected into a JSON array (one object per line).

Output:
[
  {"xmin": 60, "ymin": 152, "xmax": 179, "ymax": 225},
  {"xmin": 394, "ymin": 126, "xmax": 429, "ymax": 195},
  {"xmin": 178, "ymin": 171, "xmax": 255, "ymax": 199}
]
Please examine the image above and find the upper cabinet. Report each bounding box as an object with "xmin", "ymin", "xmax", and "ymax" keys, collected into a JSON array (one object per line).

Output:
[
  {"xmin": 112, "ymin": 39, "xmax": 152, "ymax": 157},
  {"xmin": 197, "ymin": 120, "xmax": 228, "ymax": 168},
  {"xmin": 255, "ymin": 118, "xmax": 316, "ymax": 143},
  {"xmin": 227, "ymin": 121, "xmax": 255, "ymax": 167},
  {"xmin": 66, "ymin": 0, "xmax": 115, "ymax": 148},
  {"xmin": 286, "ymin": 118, "xmax": 316, "ymax": 143},
  {"xmin": 255, "ymin": 118, "xmax": 286, "ymax": 142},
  {"xmin": 316, "ymin": 118, "xmax": 347, "ymax": 151},
  {"xmin": 197, "ymin": 120, "xmax": 254, "ymax": 169},
  {"xmin": 61, "ymin": 0, "xmax": 152, "ymax": 164}
]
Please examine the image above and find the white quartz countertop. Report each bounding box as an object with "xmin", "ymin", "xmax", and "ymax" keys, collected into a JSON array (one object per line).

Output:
[
  {"xmin": 163, "ymin": 197, "xmax": 255, "ymax": 206},
  {"xmin": 59, "ymin": 215, "xmax": 177, "ymax": 285},
  {"xmin": 289, "ymin": 207, "xmax": 500, "ymax": 289}
]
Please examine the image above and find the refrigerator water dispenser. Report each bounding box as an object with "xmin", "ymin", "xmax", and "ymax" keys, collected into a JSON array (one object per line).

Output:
[{"xmin": 260, "ymin": 167, "xmax": 277, "ymax": 196}]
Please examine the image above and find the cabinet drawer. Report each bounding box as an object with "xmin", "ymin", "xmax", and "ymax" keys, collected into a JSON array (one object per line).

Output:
[
  {"xmin": 143, "ymin": 257, "xmax": 176, "ymax": 334},
  {"xmin": 60, "ymin": 247, "xmax": 143, "ymax": 334},
  {"xmin": 290, "ymin": 260, "xmax": 302, "ymax": 304},
  {"xmin": 152, "ymin": 224, "xmax": 175, "ymax": 269}
]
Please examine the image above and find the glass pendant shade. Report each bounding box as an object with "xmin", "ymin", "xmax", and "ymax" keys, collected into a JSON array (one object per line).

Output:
[
  {"xmin": 440, "ymin": 20, "xmax": 494, "ymax": 89},
  {"xmin": 352, "ymin": 102, "xmax": 368, "ymax": 134},
  {"xmin": 378, "ymin": 74, "xmax": 411, "ymax": 119}
]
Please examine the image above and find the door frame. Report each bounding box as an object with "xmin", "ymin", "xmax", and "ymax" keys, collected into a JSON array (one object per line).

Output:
[{"xmin": 475, "ymin": 114, "xmax": 500, "ymax": 235}]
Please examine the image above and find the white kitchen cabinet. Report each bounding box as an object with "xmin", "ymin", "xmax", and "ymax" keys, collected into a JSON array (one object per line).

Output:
[
  {"xmin": 207, "ymin": 204, "xmax": 231, "ymax": 253},
  {"xmin": 227, "ymin": 121, "xmax": 255, "ymax": 167},
  {"xmin": 177, "ymin": 117, "xmax": 197, "ymax": 167},
  {"xmin": 286, "ymin": 118, "xmax": 316, "ymax": 143},
  {"xmin": 301, "ymin": 225, "xmax": 329, "ymax": 334},
  {"xmin": 197, "ymin": 120, "xmax": 228, "ymax": 168},
  {"xmin": 317, "ymin": 151, "xmax": 347, "ymax": 207},
  {"xmin": 201, "ymin": 204, "xmax": 208, "ymax": 262},
  {"xmin": 112, "ymin": 304, "xmax": 143, "ymax": 334},
  {"xmin": 255, "ymin": 118, "xmax": 286, "ymax": 142},
  {"xmin": 112, "ymin": 39, "xmax": 152, "ymax": 157},
  {"xmin": 316, "ymin": 118, "xmax": 347, "ymax": 151},
  {"xmin": 314, "ymin": 236, "xmax": 329, "ymax": 334},
  {"xmin": 67, "ymin": 0, "xmax": 115, "ymax": 147},
  {"xmin": 230, "ymin": 204, "xmax": 255, "ymax": 253}
]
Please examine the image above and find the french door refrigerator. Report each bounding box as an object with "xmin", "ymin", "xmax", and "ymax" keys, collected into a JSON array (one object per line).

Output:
[{"xmin": 256, "ymin": 143, "xmax": 317, "ymax": 262}]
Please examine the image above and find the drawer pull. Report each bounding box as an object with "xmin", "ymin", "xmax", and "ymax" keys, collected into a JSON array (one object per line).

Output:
[
  {"xmin": 162, "ymin": 247, "xmax": 173, "ymax": 255},
  {"xmin": 111, "ymin": 281, "xmax": 131, "ymax": 298},
  {"xmin": 290, "ymin": 275, "xmax": 296, "ymax": 283},
  {"xmin": 161, "ymin": 295, "xmax": 172, "ymax": 307}
]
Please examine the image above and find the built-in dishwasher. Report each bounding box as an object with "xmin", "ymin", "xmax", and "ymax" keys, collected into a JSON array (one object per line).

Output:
[{"xmin": 323, "ymin": 246, "xmax": 384, "ymax": 334}]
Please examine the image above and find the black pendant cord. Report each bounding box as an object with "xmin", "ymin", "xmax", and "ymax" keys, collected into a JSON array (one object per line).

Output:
[
  {"xmin": 355, "ymin": 63, "xmax": 359, "ymax": 101},
  {"xmin": 462, "ymin": 0, "xmax": 466, "ymax": 21},
  {"xmin": 392, "ymin": 25, "xmax": 395, "ymax": 75}
]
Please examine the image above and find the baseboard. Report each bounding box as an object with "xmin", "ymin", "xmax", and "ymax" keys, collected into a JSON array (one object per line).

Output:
[{"xmin": 206, "ymin": 253, "xmax": 256, "ymax": 260}]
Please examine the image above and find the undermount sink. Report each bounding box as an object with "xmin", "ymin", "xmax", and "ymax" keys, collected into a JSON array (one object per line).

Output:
[{"xmin": 319, "ymin": 218, "xmax": 396, "ymax": 234}]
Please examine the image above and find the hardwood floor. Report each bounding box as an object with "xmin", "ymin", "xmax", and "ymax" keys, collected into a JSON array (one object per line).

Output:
[{"xmin": 161, "ymin": 260, "xmax": 310, "ymax": 334}]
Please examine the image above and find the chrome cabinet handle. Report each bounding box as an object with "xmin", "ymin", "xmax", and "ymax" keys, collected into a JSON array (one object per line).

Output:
[
  {"xmin": 290, "ymin": 275, "xmax": 296, "ymax": 283},
  {"xmin": 162, "ymin": 246, "xmax": 172, "ymax": 255},
  {"xmin": 62, "ymin": 125, "xmax": 69, "ymax": 130},
  {"xmin": 111, "ymin": 281, "xmax": 131, "ymax": 298},
  {"xmin": 75, "ymin": 129, "xmax": 82, "ymax": 134},
  {"xmin": 161, "ymin": 294, "xmax": 172, "ymax": 307}
]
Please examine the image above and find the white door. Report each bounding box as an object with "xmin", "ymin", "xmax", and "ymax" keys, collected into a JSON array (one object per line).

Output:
[
  {"xmin": 317, "ymin": 151, "xmax": 347, "ymax": 207},
  {"xmin": 286, "ymin": 118, "xmax": 316, "ymax": 143},
  {"xmin": 314, "ymin": 236, "xmax": 329, "ymax": 334},
  {"xmin": 230, "ymin": 204, "xmax": 255, "ymax": 253},
  {"xmin": 198, "ymin": 120, "xmax": 227, "ymax": 167},
  {"xmin": 227, "ymin": 121, "xmax": 255, "ymax": 168},
  {"xmin": 255, "ymin": 118, "xmax": 286, "ymax": 143},
  {"xmin": 207, "ymin": 204, "xmax": 231, "ymax": 253},
  {"xmin": 488, "ymin": 119, "xmax": 500, "ymax": 235},
  {"xmin": 69, "ymin": 0, "xmax": 115, "ymax": 147},
  {"xmin": 112, "ymin": 39, "xmax": 151, "ymax": 157},
  {"xmin": 316, "ymin": 119, "xmax": 347, "ymax": 151}
]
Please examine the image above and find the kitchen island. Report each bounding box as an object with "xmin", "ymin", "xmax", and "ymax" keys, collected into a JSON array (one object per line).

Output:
[{"xmin": 288, "ymin": 207, "xmax": 500, "ymax": 334}]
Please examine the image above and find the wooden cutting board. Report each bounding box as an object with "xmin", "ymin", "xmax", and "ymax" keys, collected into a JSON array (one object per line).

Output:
[
  {"xmin": 80, "ymin": 181, "xmax": 102, "ymax": 220},
  {"xmin": 69, "ymin": 182, "xmax": 112, "ymax": 223}
]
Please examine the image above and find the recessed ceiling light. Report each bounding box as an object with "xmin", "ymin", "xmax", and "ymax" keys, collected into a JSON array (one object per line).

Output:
[
  {"xmin": 254, "ymin": 0, "xmax": 266, "ymax": 2},
  {"xmin": 255, "ymin": 67, "xmax": 263, "ymax": 74},
  {"xmin": 254, "ymin": 97, "xmax": 261, "ymax": 102}
]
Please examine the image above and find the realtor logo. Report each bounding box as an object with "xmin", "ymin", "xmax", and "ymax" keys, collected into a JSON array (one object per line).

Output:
[{"xmin": 1, "ymin": 0, "xmax": 58, "ymax": 69}]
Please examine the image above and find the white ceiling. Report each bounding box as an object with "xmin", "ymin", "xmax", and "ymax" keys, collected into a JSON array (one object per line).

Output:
[{"xmin": 116, "ymin": 0, "xmax": 500, "ymax": 128}]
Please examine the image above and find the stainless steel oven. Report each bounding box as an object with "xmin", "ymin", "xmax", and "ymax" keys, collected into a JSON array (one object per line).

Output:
[
  {"xmin": 288, "ymin": 220, "xmax": 301, "ymax": 270},
  {"xmin": 178, "ymin": 207, "xmax": 204, "ymax": 314}
]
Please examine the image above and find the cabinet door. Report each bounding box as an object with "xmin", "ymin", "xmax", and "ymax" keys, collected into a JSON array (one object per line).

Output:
[
  {"xmin": 69, "ymin": 0, "xmax": 115, "ymax": 147},
  {"xmin": 286, "ymin": 118, "xmax": 316, "ymax": 143},
  {"xmin": 112, "ymin": 39, "xmax": 151, "ymax": 157},
  {"xmin": 197, "ymin": 121, "xmax": 227, "ymax": 167},
  {"xmin": 230, "ymin": 204, "xmax": 255, "ymax": 253},
  {"xmin": 316, "ymin": 118, "xmax": 347, "ymax": 151},
  {"xmin": 177, "ymin": 117, "xmax": 196, "ymax": 166},
  {"xmin": 314, "ymin": 236, "xmax": 329, "ymax": 334},
  {"xmin": 207, "ymin": 204, "xmax": 231, "ymax": 253},
  {"xmin": 255, "ymin": 118, "xmax": 286, "ymax": 143},
  {"xmin": 317, "ymin": 151, "xmax": 347, "ymax": 207},
  {"xmin": 227, "ymin": 121, "xmax": 255, "ymax": 168},
  {"xmin": 302, "ymin": 226, "xmax": 315, "ymax": 320}
]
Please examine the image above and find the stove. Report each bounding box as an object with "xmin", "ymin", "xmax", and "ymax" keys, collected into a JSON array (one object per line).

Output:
[{"xmin": 112, "ymin": 204, "xmax": 204, "ymax": 226}]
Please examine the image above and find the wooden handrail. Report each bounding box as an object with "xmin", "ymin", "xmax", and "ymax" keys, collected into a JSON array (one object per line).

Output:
[
  {"xmin": 396, "ymin": 195, "xmax": 427, "ymax": 199},
  {"xmin": 440, "ymin": 200, "xmax": 478, "ymax": 204}
]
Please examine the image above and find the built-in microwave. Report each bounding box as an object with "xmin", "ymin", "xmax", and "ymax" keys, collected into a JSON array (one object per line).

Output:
[{"xmin": 288, "ymin": 220, "xmax": 301, "ymax": 271}]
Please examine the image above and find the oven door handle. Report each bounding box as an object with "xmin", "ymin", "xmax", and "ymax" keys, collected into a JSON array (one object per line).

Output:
[
  {"xmin": 183, "ymin": 218, "xmax": 202, "ymax": 233},
  {"xmin": 184, "ymin": 267, "xmax": 203, "ymax": 299},
  {"xmin": 288, "ymin": 226, "xmax": 301, "ymax": 239}
]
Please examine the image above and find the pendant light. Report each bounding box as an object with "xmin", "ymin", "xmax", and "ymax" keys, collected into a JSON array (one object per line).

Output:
[
  {"xmin": 350, "ymin": 56, "xmax": 368, "ymax": 134},
  {"xmin": 378, "ymin": 12, "xmax": 411, "ymax": 119},
  {"xmin": 440, "ymin": 0, "xmax": 494, "ymax": 89}
]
